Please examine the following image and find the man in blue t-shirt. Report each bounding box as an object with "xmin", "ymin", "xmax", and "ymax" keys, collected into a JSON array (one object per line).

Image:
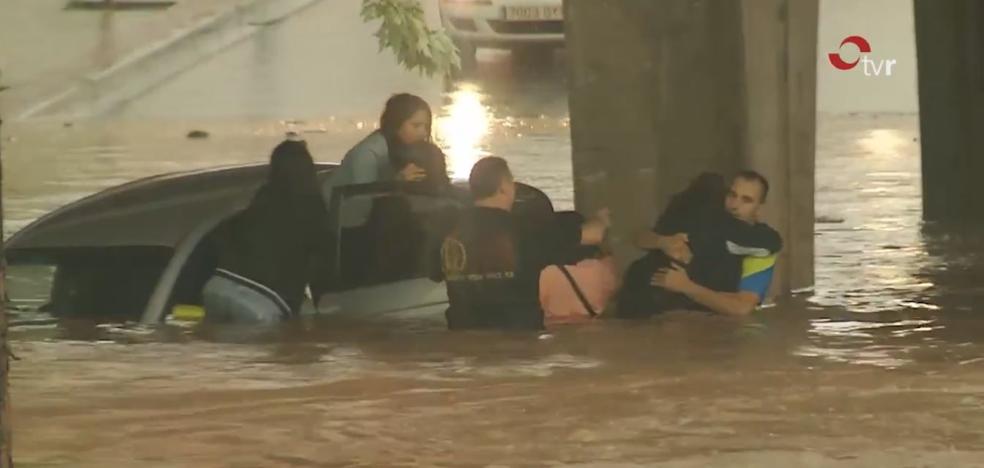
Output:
[{"xmin": 646, "ymin": 171, "xmax": 780, "ymax": 317}]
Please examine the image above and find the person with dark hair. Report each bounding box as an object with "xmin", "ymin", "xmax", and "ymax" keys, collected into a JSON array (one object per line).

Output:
[
  {"xmin": 391, "ymin": 140, "xmax": 451, "ymax": 191},
  {"xmin": 616, "ymin": 172, "xmax": 727, "ymax": 316},
  {"xmin": 439, "ymin": 157, "xmax": 611, "ymax": 330},
  {"xmin": 322, "ymin": 93, "xmax": 434, "ymax": 203},
  {"xmin": 734, "ymin": 169, "xmax": 769, "ymax": 202},
  {"xmin": 202, "ymin": 139, "xmax": 331, "ymax": 324},
  {"xmin": 618, "ymin": 170, "xmax": 782, "ymax": 318}
]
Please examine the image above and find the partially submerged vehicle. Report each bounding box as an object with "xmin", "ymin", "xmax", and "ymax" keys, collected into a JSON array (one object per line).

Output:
[{"xmin": 5, "ymin": 163, "xmax": 554, "ymax": 325}]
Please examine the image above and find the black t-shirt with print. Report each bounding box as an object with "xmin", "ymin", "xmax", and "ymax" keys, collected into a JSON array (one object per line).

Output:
[{"xmin": 441, "ymin": 206, "xmax": 581, "ymax": 330}]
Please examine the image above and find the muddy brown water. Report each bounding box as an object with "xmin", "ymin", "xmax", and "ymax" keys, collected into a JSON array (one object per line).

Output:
[{"xmin": 5, "ymin": 88, "xmax": 984, "ymax": 466}]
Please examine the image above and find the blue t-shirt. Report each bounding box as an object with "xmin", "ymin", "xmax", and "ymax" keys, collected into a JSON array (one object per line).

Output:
[{"xmin": 738, "ymin": 254, "xmax": 777, "ymax": 304}]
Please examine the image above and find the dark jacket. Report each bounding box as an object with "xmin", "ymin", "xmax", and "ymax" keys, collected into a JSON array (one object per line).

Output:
[{"xmin": 214, "ymin": 140, "xmax": 331, "ymax": 314}]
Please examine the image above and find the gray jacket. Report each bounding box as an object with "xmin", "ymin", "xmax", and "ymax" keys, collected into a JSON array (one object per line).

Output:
[
  {"xmin": 322, "ymin": 130, "xmax": 396, "ymax": 226},
  {"xmin": 322, "ymin": 130, "xmax": 395, "ymax": 199}
]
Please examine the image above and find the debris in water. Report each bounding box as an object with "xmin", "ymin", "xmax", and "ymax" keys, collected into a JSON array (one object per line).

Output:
[
  {"xmin": 815, "ymin": 215, "xmax": 845, "ymax": 224},
  {"xmin": 792, "ymin": 285, "xmax": 815, "ymax": 295},
  {"xmin": 187, "ymin": 130, "xmax": 210, "ymax": 139}
]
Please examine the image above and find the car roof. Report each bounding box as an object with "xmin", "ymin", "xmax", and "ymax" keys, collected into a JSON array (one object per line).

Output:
[
  {"xmin": 7, "ymin": 163, "xmax": 339, "ymax": 255},
  {"xmin": 7, "ymin": 163, "xmax": 560, "ymax": 262}
]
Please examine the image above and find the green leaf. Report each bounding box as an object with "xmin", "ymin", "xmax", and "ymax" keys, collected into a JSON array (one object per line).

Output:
[{"xmin": 360, "ymin": 0, "xmax": 461, "ymax": 77}]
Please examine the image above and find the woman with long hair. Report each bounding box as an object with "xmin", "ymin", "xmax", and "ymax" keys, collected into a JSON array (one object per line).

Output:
[
  {"xmin": 322, "ymin": 93, "xmax": 435, "ymax": 203},
  {"xmin": 203, "ymin": 139, "xmax": 331, "ymax": 323}
]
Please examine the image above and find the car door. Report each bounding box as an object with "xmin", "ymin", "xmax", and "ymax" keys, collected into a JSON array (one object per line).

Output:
[{"xmin": 316, "ymin": 182, "xmax": 466, "ymax": 319}]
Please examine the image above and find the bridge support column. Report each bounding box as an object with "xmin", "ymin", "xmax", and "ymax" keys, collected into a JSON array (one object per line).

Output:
[
  {"xmin": 564, "ymin": 0, "xmax": 817, "ymax": 294},
  {"xmin": 914, "ymin": 0, "xmax": 984, "ymax": 226}
]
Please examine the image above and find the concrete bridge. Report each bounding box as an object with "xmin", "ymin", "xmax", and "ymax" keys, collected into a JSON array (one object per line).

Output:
[{"xmin": 563, "ymin": 0, "xmax": 980, "ymax": 296}]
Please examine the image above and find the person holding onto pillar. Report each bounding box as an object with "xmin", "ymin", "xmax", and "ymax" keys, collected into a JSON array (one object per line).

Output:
[{"xmin": 618, "ymin": 170, "xmax": 782, "ymax": 318}]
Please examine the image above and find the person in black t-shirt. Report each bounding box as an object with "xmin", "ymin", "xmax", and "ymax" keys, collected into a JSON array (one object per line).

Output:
[
  {"xmin": 618, "ymin": 170, "xmax": 782, "ymax": 318},
  {"xmin": 439, "ymin": 157, "xmax": 611, "ymax": 330}
]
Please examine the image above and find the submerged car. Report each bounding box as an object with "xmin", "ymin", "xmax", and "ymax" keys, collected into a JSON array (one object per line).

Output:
[{"xmin": 5, "ymin": 163, "xmax": 554, "ymax": 325}]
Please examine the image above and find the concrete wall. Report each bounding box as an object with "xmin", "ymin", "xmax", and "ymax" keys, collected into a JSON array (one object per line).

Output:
[
  {"xmin": 914, "ymin": 0, "xmax": 984, "ymax": 225},
  {"xmin": 564, "ymin": 0, "xmax": 817, "ymax": 294}
]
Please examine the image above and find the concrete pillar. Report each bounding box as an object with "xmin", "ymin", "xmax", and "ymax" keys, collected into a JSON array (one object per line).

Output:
[
  {"xmin": 739, "ymin": 0, "xmax": 818, "ymax": 292},
  {"xmin": 914, "ymin": 0, "xmax": 984, "ymax": 226},
  {"xmin": 564, "ymin": 0, "xmax": 817, "ymax": 295}
]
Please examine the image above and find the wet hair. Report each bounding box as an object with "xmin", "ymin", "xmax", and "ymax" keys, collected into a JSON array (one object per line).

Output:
[
  {"xmin": 735, "ymin": 169, "xmax": 770, "ymax": 203},
  {"xmin": 268, "ymin": 139, "xmax": 319, "ymax": 199},
  {"xmin": 379, "ymin": 93, "xmax": 432, "ymax": 145},
  {"xmin": 655, "ymin": 171, "xmax": 726, "ymax": 234},
  {"xmin": 392, "ymin": 141, "xmax": 450, "ymax": 187},
  {"xmin": 684, "ymin": 172, "xmax": 726, "ymax": 205},
  {"xmin": 469, "ymin": 157, "xmax": 512, "ymax": 200}
]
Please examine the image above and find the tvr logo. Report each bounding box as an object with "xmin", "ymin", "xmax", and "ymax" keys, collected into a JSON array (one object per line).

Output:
[{"xmin": 828, "ymin": 35, "xmax": 897, "ymax": 77}]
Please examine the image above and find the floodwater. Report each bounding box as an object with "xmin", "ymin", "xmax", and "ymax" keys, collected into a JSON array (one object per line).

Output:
[
  {"xmin": 8, "ymin": 101, "xmax": 984, "ymax": 467},
  {"xmin": 5, "ymin": 2, "xmax": 984, "ymax": 467}
]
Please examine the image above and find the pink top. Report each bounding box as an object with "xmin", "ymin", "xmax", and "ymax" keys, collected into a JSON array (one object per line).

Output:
[{"xmin": 539, "ymin": 256, "xmax": 619, "ymax": 324}]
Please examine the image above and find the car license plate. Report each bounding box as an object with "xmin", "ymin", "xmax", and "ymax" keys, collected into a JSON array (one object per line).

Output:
[{"xmin": 504, "ymin": 5, "xmax": 563, "ymax": 21}]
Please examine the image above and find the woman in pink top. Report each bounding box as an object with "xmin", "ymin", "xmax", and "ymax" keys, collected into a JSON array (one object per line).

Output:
[{"xmin": 539, "ymin": 251, "xmax": 620, "ymax": 324}]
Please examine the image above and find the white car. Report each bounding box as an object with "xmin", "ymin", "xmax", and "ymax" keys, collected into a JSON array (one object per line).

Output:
[
  {"xmin": 5, "ymin": 163, "xmax": 556, "ymax": 326},
  {"xmin": 438, "ymin": 0, "xmax": 564, "ymax": 65}
]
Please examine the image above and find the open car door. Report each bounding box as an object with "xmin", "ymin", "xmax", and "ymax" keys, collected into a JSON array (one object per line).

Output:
[
  {"xmin": 317, "ymin": 180, "xmax": 556, "ymax": 320},
  {"xmin": 316, "ymin": 182, "xmax": 466, "ymax": 319}
]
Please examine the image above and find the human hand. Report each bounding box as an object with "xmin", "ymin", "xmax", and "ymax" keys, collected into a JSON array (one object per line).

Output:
[
  {"xmin": 593, "ymin": 208, "xmax": 612, "ymax": 228},
  {"xmin": 398, "ymin": 163, "xmax": 427, "ymax": 182},
  {"xmin": 651, "ymin": 263, "xmax": 693, "ymax": 293},
  {"xmin": 658, "ymin": 233, "xmax": 692, "ymax": 264}
]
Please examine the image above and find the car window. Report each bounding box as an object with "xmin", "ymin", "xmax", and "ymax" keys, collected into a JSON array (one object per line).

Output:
[
  {"xmin": 6, "ymin": 264, "xmax": 56, "ymax": 318},
  {"xmin": 7, "ymin": 247, "xmax": 172, "ymax": 322}
]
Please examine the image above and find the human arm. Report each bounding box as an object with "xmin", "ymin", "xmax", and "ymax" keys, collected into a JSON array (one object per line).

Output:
[
  {"xmin": 651, "ymin": 264, "xmax": 759, "ymax": 317},
  {"xmin": 579, "ymin": 208, "xmax": 611, "ymax": 246},
  {"xmin": 350, "ymin": 148, "xmax": 424, "ymax": 182},
  {"xmin": 636, "ymin": 192, "xmax": 696, "ymax": 260},
  {"xmin": 635, "ymin": 231, "xmax": 693, "ymax": 264},
  {"xmin": 344, "ymin": 133, "xmax": 425, "ymax": 184},
  {"xmin": 397, "ymin": 163, "xmax": 426, "ymax": 181}
]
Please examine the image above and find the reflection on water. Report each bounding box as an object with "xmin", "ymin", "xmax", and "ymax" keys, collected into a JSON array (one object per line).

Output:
[
  {"xmin": 9, "ymin": 96, "xmax": 984, "ymax": 465},
  {"xmin": 811, "ymin": 116, "xmax": 927, "ymax": 315},
  {"xmin": 857, "ymin": 128, "xmax": 910, "ymax": 158},
  {"xmin": 435, "ymin": 83, "xmax": 491, "ymax": 180}
]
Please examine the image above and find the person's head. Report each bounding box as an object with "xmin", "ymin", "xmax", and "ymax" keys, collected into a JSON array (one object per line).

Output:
[
  {"xmin": 268, "ymin": 139, "xmax": 318, "ymax": 198},
  {"xmin": 469, "ymin": 156, "xmax": 516, "ymax": 210},
  {"xmin": 683, "ymin": 171, "xmax": 727, "ymax": 206},
  {"xmin": 726, "ymin": 170, "xmax": 769, "ymax": 223},
  {"xmin": 379, "ymin": 93, "xmax": 432, "ymax": 146},
  {"xmin": 392, "ymin": 141, "xmax": 450, "ymax": 187}
]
